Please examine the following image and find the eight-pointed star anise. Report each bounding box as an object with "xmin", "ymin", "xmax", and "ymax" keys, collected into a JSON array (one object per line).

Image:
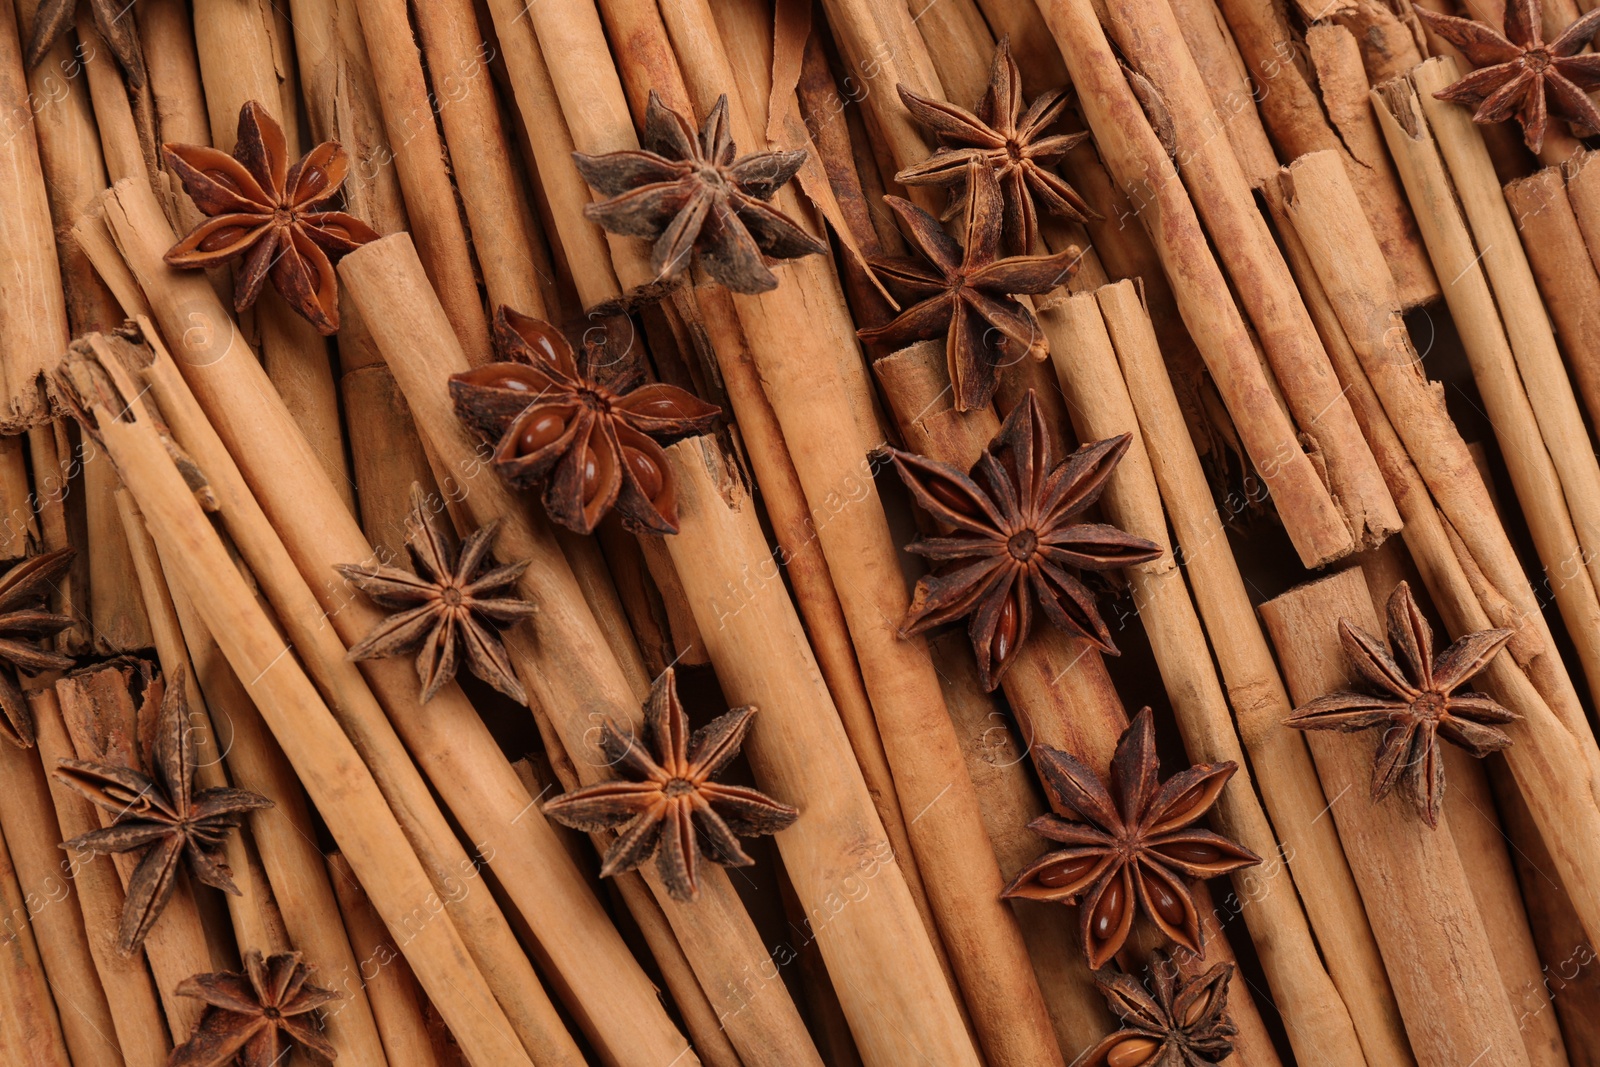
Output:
[
  {"xmin": 896, "ymin": 35, "xmax": 1098, "ymax": 255},
  {"xmin": 170, "ymin": 951, "xmax": 339, "ymax": 1067},
  {"xmin": 573, "ymin": 91, "xmax": 827, "ymax": 294},
  {"xmin": 858, "ymin": 164, "xmax": 1080, "ymax": 412},
  {"xmin": 164, "ymin": 100, "xmax": 381, "ymax": 334},
  {"xmin": 1002, "ymin": 709, "xmax": 1260, "ymax": 968},
  {"xmin": 25, "ymin": 0, "xmax": 144, "ymax": 86},
  {"xmin": 542, "ymin": 667, "xmax": 798, "ymax": 903},
  {"xmin": 1414, "ymin": 0, "xmax": 1600, "ymax": 154},
  {"xmin": 54, "ymin": 671, "xmax": 272, "ymax": 953},
  {"xmin": 450, "ymin": 306, "xmax": 721, "ymax": 535},
  {"xmin": 1083, "ymin": 953, "xmax": 1237, "ymax": 1067},
  {"xmin": 0, "ymin": 548, "xmax": 77, "ymax": 748},
  {"xmin": 336, "ymin": 484, "xmax": 536, "ymax": 705},
  {"xmin": 1285, "ymin": 580, "xmax": 1518, "ymax": 827},
  {"xmin": 885, "ymin": 391, "xmax": 1160, "ymax": 691}
]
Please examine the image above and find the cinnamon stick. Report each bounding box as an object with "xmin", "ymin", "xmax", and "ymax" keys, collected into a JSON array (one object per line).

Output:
[{"xmin": 0, "ymin": 813, "xmax": 71, "ymax": 1067}]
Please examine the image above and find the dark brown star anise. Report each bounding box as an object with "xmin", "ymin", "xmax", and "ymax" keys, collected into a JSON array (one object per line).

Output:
[
  {"xmin": 1083, "ymin": 953, "xmax": 1237, "ymax": 1067},
  {"xmin": 1414, "ymin": 0, "xmax": 1600, "ymax": 153},
  {"xmin": 170, "ymin": 951, "xmax": 339, "ymax": 1067},
  {"xmin": 573, "ymin": 91, "xmax": 827, "ymax": 294},
  {"xmin": 543, "ymin": 667, "xmax": 798, "ymax": 903},
  {"xmin": 25, "ymin": 0, "xmax": 144, "ymax": 86},
  {"xmin": 0, "ymin": 548, "xmax": 77, "ymax": 748},
  {"xmin": 857, "ymin": 164, "xmax": 1080, "ymax": 412},
  {"xmin": 336, "ymin": 484, "xmax": 536, "ymax": 705},
  {"xmin": 54, "ymin": 672, "xmax": 272, "ymax": 953},
  {"xmin": 1003, "ymin": 709, "xmax": 1260, "ymax": 967},
  {"xmin": 885, "ymin": 391, "xmax": 1160, "ymax": 690},
  {"xmin": 450, "ymin": 306, "xmax": 721, "ymax": 535},
  {"xmin": 1285, "ymin": 580, "xmax": 1518, "ymax": 827},
  {"xmin": 163, "ymin": 100, "xmax": 381, "ymax": 334},
  {"xmin": 896, "ymin": 36, "xmax": 1097, "ymax": 255}
]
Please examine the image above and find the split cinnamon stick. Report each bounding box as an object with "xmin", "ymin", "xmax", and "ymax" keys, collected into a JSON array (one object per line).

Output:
[{"xmin": 0, "ymin": 813, "xmax": 71, "ymax": 1067}]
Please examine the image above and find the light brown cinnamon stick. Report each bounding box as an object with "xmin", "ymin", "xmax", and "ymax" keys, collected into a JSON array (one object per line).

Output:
[{"xmin": 0, "ymin": 814, "xmax": 71, "ymax": 1067}]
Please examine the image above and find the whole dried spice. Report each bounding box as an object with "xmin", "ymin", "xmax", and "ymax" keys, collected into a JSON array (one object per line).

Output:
[
  {"xmin": 336, "ymin": 484, "xmax": 536, "ymax": 705},
  {"xmin": 543, "ymin": 667, "xmax": 798, "ymax": 903},
  {"xmin": 25, "ymin": 0, "xmax": 144, "ymax": 86},
  {"xmin": 170, "ymin": 951, "xmax": 339, "ymax": 1067},
  {"xmin": 1083, "ymin": 953, "xmax": 1237, "ymax": 1067},
  {"xmin": 450, "ymin": 306, "xmax": 720, "ymax": 535},
  {"xmin": 896, "ymin": 36, "xmax": 1098, "ymax": 255},
  {"xmin": 54, "ymin": 672, "xmax": 272, "ymax": 953},
  {"xmin": 163, "ymin": 100, "xmax": 381, "ymax": 335},
  {"xmin": 1284, "ymin": 580, "xmax": 1518, "ymax": 827},
  {"xmin": 857, "ymin": 165, "xmax": 1080, "ymax": 412},
  {"xmin": 1414, "ymin": 0, "xmax": 1600, "ymax": 154},
  {"xmin": 885, "ymin": 391, "xmax": 1160, "ymax": 691},
  {"xmin": 573, "ymin": 91, "xmax": 827, "ymax": 294},
  {"xmin": 1002, "ymin": 709, "xmax": 1260, "ymax": 967},
  {"xmin": 0, "ymin": 548, "xmax": 77, "ymax": 748}
]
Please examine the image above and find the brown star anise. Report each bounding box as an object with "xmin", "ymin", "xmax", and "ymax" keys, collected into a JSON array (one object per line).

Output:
[
  {"xmin": 1414, "ymin": 0, "xmax": 1600, "ymax": 153},
  {"xmin": 54, "ymin": 672, "xmax": 272, "ymax": 953},
  {"xmin": 336, "ymin": 484, "xmax": 536, "ymax": 705},
  {"xmin": 170, "ymin": 951, "xmax": 339, "ymax": 1067},
  {"xmin": 885, "ymin": 391, "xmax": 1160, "ymax": 691},
  {"xmin": 858, "ymin": 165, "xmax": 1080, "ymax": 412},
  {"xmin": 543, "ymin": 668, "xmax": 798, "ymax": 903},
  {"xmin": 1002, "ymin": 709, "xmax": 1260, "ymax": 967},
  {"xmin": 896, "ymin": 36, "xmax": 1097, "ymax": 255},
  {"xmin": 1083, "ymin": 953, "xmax": 1237, "ymax": 1067},
  {"xmin": 0, "ymin": 548, "xmax": 77, "ymax": 748},
  {"xmin": 163, "ymin": 100, "xmax": 381, "ymax": 335},
  {"xmin": 450, "ymin": 306, "xmax": 721, "ymax": 535},
  {"xmin": 25, "ymin": 0, "xmax": 144, "ymax": 85},
  {"xmin": 1285, "ymin": 581, "xmax": 1518, "ymax": 827},
  {"xmin": 573, "ymin": 91, "xmax": 827, "ymax": 294}
]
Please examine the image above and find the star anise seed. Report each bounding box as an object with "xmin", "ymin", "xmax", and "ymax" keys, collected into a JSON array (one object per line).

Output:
[
  {"xmin": 171, "ymin": 950, "xmax": 339, "ymax": 1067},
  {"xmin": 1084, "ymin": 952, "xmax": 1237, "ymax": 1066},
  {"xmin": 0, "ymin": 548, "xmax": 77, "ymax": 748},
  {"xmin": 26, "ymin": 0, "xmax": 145, "ymax": 87}
]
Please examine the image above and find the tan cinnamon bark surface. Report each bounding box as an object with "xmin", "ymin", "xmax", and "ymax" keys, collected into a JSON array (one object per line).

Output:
[{"xmin": 0, "ymin": 812, "xmax": 71, "ymax": 1067}]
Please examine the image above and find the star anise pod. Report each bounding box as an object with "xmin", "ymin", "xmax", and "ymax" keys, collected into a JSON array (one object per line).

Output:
[
  {"xmin": 858, "ymin": 164, "xmax": 1080, "ymax": 412},
  {"xmin": 1083, "ymin": 953, "xmax": 1237, "ymax": 1066},
  {"xmin": 1002, "ymin": 709, "xmax": 1260, "ymax": 967},
  {"xmin": 0, "ymin": 548, "xmax": 77, "ymax": 748},
  {"xmin": 54, "ymin": 672, "xmax": 272, "ymax": 953},
  {"xmin": 896, "ymin": 36, "xmax": 1098, "ymax": 255},
  {"xmin": 25, "ymin": 0, "xmax": 144, "ymax": 86},
  {"xmin": 170, "ymin": 950, "xmax": 339, "ymax": 1067},
  {"xmin": 336, "ymin": 484, "xmax": 536, "ymax": 705},
  {"xmin": 1285, "ymin": 580, "xmax": 1518, "ymax": 827},
  {"xmin": 572, "ymin": 91, "xmax": 827, "ymax": 294},
  {"xmin": 450, "ymin": 306, "xmax": 721, "ymax": 535},
  {"xmin": 543, "ymin": 667, "xmax": 798, "ymax": 903},
  {"xmin": 885, "ymin": 391, "xmax": 1160, "ymax": 691},
  {"xmin": 1414, "ymin": 0, "xmax": 1600, "ymax": 153},
  {"xmin": 163, "ymin": 100, "xmax": 381, "ymax": 335}
]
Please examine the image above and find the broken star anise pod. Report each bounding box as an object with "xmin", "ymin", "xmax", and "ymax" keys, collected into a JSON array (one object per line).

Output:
[
  {"xmin": 163, "ymin": 100, "xmax": 381, "ymax": 335},
  {"xmin": 573, "ymin": 91, "xmax": 827, "ymax": 294},
  {"xmin": 25, "ymin": 0, "xmax": 144, "ymax": 86},
  {"xmin": 857, "ymin": 164, "xmax": 1080, "ymax": 412},
  {"xmin": 0, "ymin": 547, "xmax": 77, "ymax": 748},
  {"xmin": 336, "ymin": 484, "xmax": 536, "ymax": 706},
  {"xmin": 896, "ymin": 35, "xmax": 1098, "ymax": 256},
  {"xmin": 543, "ymin": 667, "xmax": 798, "ymax": 903},
  {"xmin": 1414, "ymin": 0, "xmax": 1600, "ymax": 154},
  {"xmin": 1003, "ymin": 708, "xmax": 1260, "ymax": 968},
  {"xmin": 1285, "ymin": 580, "xmax": 1518, "ymax": 828},
  {"xmin": 450, "ymin": 306, "xmax": 721, "ymax": 535},
  {"xmin": 1083, "ymin": 953, "xmax": 1237, "ymax": 1067},
  {"xmin": 54, "ymin": 671, "xmax": 272, "ymax": 954},
  {"xmin": 885, "ymin": 390, "xmax": 1160, "ymax": 691},
  {"xmin": 170, "ymin": 950, "xmax": 339, "ymax": 1067}
]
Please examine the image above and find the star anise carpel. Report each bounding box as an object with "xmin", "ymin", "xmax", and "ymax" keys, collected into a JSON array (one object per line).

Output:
[
  {"xmin": 0, "ymin": 547, "xmax": 77, "ymax": 748},
  {"xmin": 337, "ymin": 484, "xmax": 536, "ymax": 705},
  {"xmin": 1003, "ymin": 709, "xmax": 1260, "ymax": 968},
  {"xmin": 1414, "ymin": 0, "xmax": 1600, "ymax": 153},
  {"xmin": 573, "ymin": 91, "xmax": 827, "ymax": 295},
  {"xmin": 1285, "ymin": 580, "xmax": 1518, "ymax": 827},
  {"xmin": 1084, "ymin": 953, "xmax": 1237, "ymax": 1066},
  {"xmin": 54, "ymin": 671, "xmax": 272, "ymax": 954},
  {"xmin": 450, "ymin": 306, "xmax": 721, "ymax": 535},
  {"xmin": 543, "ymin": 667, "xmax": 798, "ymax": 903},
  {"xmin": 170, "ymin": 951, "xmax": 339, "ymax": 1067},
  {"xmin": 25, "ymin": 0, "xmax": 145, "ymax": 87},
  {"xmin": 164, "ymin": 100, "xmax": 381, "ymax": 335},
  {"xmin": 886, "ymin": 391, "xmax": 1160, "ymax": 690},
  {"xmin": 858, "ymin": 164, "xmax": 1080, "ymax": 413},
  {"xmin": 896, "ymin": 36, "xmax": 1098, "ymax": 255}
]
